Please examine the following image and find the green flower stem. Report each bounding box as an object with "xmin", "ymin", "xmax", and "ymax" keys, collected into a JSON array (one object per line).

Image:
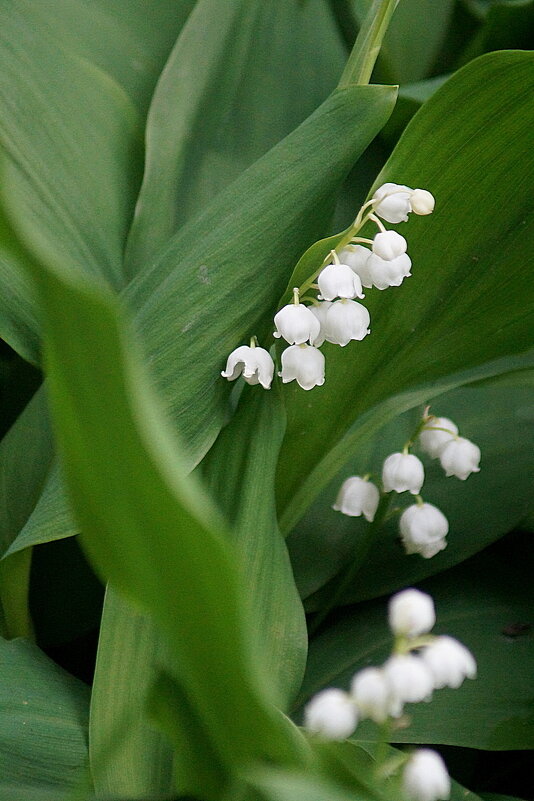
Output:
[
  {"xmin": 309, "ymin": 492, "xmax": 392, "ymax": 637},
  {"xmin": 337, "ymin": 0, "xmax": 401, "ymax": 88}
]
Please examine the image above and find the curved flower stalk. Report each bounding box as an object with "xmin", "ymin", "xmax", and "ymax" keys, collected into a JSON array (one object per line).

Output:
[{"xmin": 221, "ymin": 182, "xmax": 435, "ymax": 391}]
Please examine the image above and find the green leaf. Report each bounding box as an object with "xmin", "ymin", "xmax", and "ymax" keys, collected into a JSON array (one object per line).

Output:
[
  {"xmin": 124, "ymin": 83, "xmax": 396, "ymax": 469},
  {"xmin": 26, "ymin": 257, "xmax": 309, "ymax": 788},
  {"xmin": 295, "ymin": 533, "xmax": 534, "ymax": 750},
  {"xmin": 0, "ymin": 636, "xmax": 90, "ymax": 788},
  {"xmin": 0, "ymin": 1, "xmax": 142, "ymax": 359},
  {"xmin": 276, "ymin": 50, "xmax": 534, "ymax": 533},
  {"xmin": 288, "ymin": 369, "xmax": 534, "ymax": 603},
  {"xmin": 201, "ymin": 384, "xmax": 308, "ymax": 706},
  {"xmin": 125, "ymin": 0, "xmax": 345, "ymax": 274},
  {"xmin": 89, "ymin": 588, "xmax": 174, "ymax": 799}
]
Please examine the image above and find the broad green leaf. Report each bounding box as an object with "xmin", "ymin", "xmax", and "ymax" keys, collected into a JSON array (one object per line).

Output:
[
  {"xmin": 21, "ymin": 0, "xmax": 196, "ymax": 116},
  {"xmin": 350, "ymin": 0, "xmax": 455, "ymax": 83},
  {"xmin": 0, "ymin": 549, "xmax": 32, "ymax": 639},
  {"xmin": 124, "ymin": 84, "xmax": 396, "ymax": 469},
  {"xmin": 0, "ymin": 636, "xmax": 90, "ymax": 788},
  {"xmin": 295, "ymin": 533, "xmax": 534, "ymax": 750},
  {"xmin": 89, "ymin": 588, "xmax": 174, "ymax": 799},
  {"xmin": 201, "ymin": 384, "xmax": 308, "ymax": 706},
  {"xmin": 288, "ymin": 370, "xmax": 534, "ymax": 602},
  {"xmin": 276, "ymin": 51, "xmax": 534, "ymax": 532},
  {"xmin": 459, "ymin": 0, "xmax": 534, "ymax": 65},
  {"xmin": 26, "ymin": 257, "xmax": 309, "ymax": 788},
  {"xmin": 125, "ymin": 0, "xmax": 345, "ymax": 274},
  {"xmin": 0, "ymin": 2, "xmax": 142, "ymax": 359}
]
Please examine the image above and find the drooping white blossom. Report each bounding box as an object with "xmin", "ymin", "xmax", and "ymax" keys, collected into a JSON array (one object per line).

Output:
[
  {"xmin": 317, "ymin": 262, "xmax": 364, "ymax": 301},
  {"xmin": 279, "ymin": 344, "xmax": 325, "ymax": 390},
  {"xmin": 338, "ymin": 244, "xmax": 373, "ymax": 288},
  {"xmin": 383, "ymin": 654, "xmax": 434, "ymax": 707},
  {"xmin": 350, "ymin": 667, "xmax": 394, "ymax": 723},
  {"xmin": 372, "ymin": 182, "xmax": 413, "ymax": 224},
  {"xmin": 399, "ymin": 503, "xmax": 449, "ymax": 559},
  {"xmin": 309, "ymin": 301, "xmax": 332, "ymax": 347},
  {"xmin": 388, "ymin": 588, "xmax": 436, "ymax": 638},
  {"xmin": 333, "ymin": 476, "xmax": 380, "ymax": 522},
  {"xmin": 402, "ymin": 749, "xmax": 451, "ymax": 801},
  {"xmin": 421, "ymin": 636, "xmax": 477, "ymax": 689},
  {"xmin": 303, "ymin": 688, "xmax": 358, "ymax": 739},
  {"xmin": 372, "ymin": 230, "xmax": 408, "ymax": 261},
  {"xmin": 324, "ymin": 299, "xmax": 370, "ymax": 346},
  {"xmin": 366, "ymin": 252, "xmax": 412, "ymax": 290},
  {"xmin": 410, "ymin": 189, "xmax": 436, "ymax": 216},
  {"xmin": 273, "ymin": 302, "xmax": 321, "ymax": 345},
  {"xmin": 220, "ymin": 345, "xmax": 275, "ymax": 389},
  {"xmin": 419, "ymin": 417, "xmax": 459, "ymax": 459},
  {"xmin": 439, "ymin": 437, "xmax": 481, "ymax": 480},
  {"xmin": 382, "ymin": 453, "xmax": 425, "ymax": 495}
]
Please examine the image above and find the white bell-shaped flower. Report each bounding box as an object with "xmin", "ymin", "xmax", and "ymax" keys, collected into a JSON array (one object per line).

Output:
[
  {"xmin": 439, "ymin": 437, "xmax": 481, "ymax": 480},
  {"xmin": 399, "ymin": 503, "xmax": 448, "ymax": 559},
  {"xmin": 309, "ymin": 301, "xmax": 332, "ymax": 347},
  {"xmin": 324, "ymin": 299, "xmax": 370, "ymax": 346},
  {"xmin": 338, "ymin": 245, "xmax": 373, "ymax": 288},
  {"xmin": 388, "ymin": 588, "xmax": 436, "ymax": 638},
  {"xmin": 221, "ymin": 345, "xmax": 274, "ymax": 390},
  {"xmin": 351, "ymin": 667, "xmax": 395, "ymax": 723},
  {"xmin": 303, "ymin": 688, "xmax": 358, "ymax": 740},
  {"xmin": 333, "ymin": 477, "xmax": 380, "ymax": 522},
  {"xmin": 367, "ymin": 252, "xmax": 412, "ymax": 290},
  {"xmin": 372, "ymin": 182, "xmax": 413, "ymax": 224},
  {"xmin": 372, "ymin": 230, "xmax": 407, "ymax": 261},
  {"xmin": 279, "ymin": 344, "xmax": 325, "ymax": 390},
  {"xmin": 411, "ymin": 189, "xmax": 435, "ymax": 216},
  {"xmin": 421, "ymin": 636, "xmax": 477, "ymax": 689},
  {"xmin": 318, "ymin": 262, "xmax": 364, "ymax": 301},
  {"xmin": 382, "ymin": 453, "xmax": 424, "ymax": 495},
  {"xmin": 384, "ymin": 654, "xmax": 434, "ymax": 706},
  {"xmin": 419, "ymin": 417, "xmax": 459, "ymax": 459},
  {"xmin": 403, "ymin": 749, "xmax": 451, "ymax": 801},
  {"xmin": 273, "ymin": 302, "xmax": 321, "ymax": 345}
]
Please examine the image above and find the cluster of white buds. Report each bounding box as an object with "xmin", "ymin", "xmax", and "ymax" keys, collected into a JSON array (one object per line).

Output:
[
  {"xmin": 333, "ymin": 410, "xmax": 480, "ymax": 559},
  {"xmin": 304, "ymin": 589, "xmax": 475, "ymax": 801},
  {"xmin": 221, "ymin": 182, "xmax": 434, "ymax": 391}
]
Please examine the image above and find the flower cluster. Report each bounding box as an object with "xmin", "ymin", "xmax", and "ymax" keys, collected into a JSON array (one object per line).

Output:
[
  {"xmin": 221, "ymin": 183, "xmax": 434, "ymax": 391},
  {"xmin": 333, "ymin": 410, "xmax": 481, "ymax": 559},
  {"xmin": 304, "ymin": 588, "xmax": 476, "ymax": 801}
]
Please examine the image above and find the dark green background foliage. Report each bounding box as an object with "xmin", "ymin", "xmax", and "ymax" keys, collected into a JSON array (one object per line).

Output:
[{"xmin": 0, "ymin": 0, "xmax": 533, "ymax": 799}]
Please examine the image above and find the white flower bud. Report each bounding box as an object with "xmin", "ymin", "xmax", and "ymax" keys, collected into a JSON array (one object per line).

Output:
[
  {"xmin": 403, "ymin": 749, "xmax": 451, "ymax": 801},
  {"xmin": 372, "ymin": 230, "xmax": 407, "ymax": 261},
  {"xmin": 309, "ymin": 301, "xmax": 332, "ymax": 347},
  {"xmin": 324, "ymin": 299, "xmax": 370, "ymax": 346},
  {"xmin": 382, "ymin": 453, "xmax": 424, "ymax": 495},
  {"xmin": 372, "ymin": 182, "xmax": 413, "ymax": 224},
  {"xmin": 419, "ymin": 417, "xmax": 458, "ymax": 459},
  {"xmin": 388, "ymin": 589, "xmax": 436, "ymax": 638},
  {"xmin": 439, "ymin": 437, "xmax": 481, "ymax": 480},
  {"xmin": 410, "ymin": 189, "xmax": 435, "ymax": 216},
  {"xmin": 273, "ymin": 303, "xmax": 321, "ymax": 345},
  {"xmin": 333, "ymin": 477, "xmax": 380, "ymax": 522},
  {"xmin": 303, "ymin": 688, "xmax": 358, "ymax": 739},
  {"xmin": 421, "ymin": 636, "xmax": 477, "ymax": 689},
  {"xmin": 399, "ymin": 503, "xmax": 448, "ymax": 559},
  {"xmin": 350, "ymin": 667, "xmax": 395, "ymax": 723},
  {"xmin": 318, "ymin": 262, "xmax": 364, "ymax": 301},
  {"xmin": 221, "ymin": 345, "xmax": 274, "ymax": 389},
  {"xmin": 383, "ymin": 654, "xmax": 434, "ymax": 706},
  {"xmin": 338, "ymin": 245, "xmax": 373, "ymax": 288},
  {"xmin": 279, "ymin": 344, "xmax": 325, "ymax": 391},
  {"xmin": 367, "ymin": 253, "xmax": 412, "ymax": 290}
]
